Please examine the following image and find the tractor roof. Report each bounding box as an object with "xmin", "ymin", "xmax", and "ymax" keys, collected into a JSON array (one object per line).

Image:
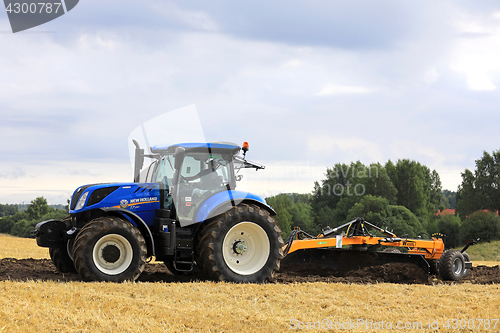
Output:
[{"xmin": 151, "ymin": 142, "xmax": 241, "ymax": 155}]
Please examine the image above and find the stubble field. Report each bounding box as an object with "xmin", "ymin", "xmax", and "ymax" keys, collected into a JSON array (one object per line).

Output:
[{"xmin": 1, "ymin": 234, "xmax": 499, "ymax": 332}]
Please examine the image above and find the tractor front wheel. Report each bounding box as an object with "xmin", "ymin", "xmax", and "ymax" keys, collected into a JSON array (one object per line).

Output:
[
  {"xmin": 72, "ymin": 216, "xmax": 147, "ymax": 282},
  {"xmin": 49, "ymin": 239, "xmax": 76, "ymax": 273},
  {"xmin": 196, "ymin": 204, "xmax": 284, "ymax": 283}
]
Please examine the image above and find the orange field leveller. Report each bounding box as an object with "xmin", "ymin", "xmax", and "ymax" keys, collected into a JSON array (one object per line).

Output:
[
  {"xmin": 282, "ymin": 217, "xmax": 445, "ymax": 260},
  {"xmin": 283, "ymin": 230, "xmax": 446, "ymax": 260},
  {"xmin": 281, "ymin": 217, "xmax": 479, "ymax": 281}
]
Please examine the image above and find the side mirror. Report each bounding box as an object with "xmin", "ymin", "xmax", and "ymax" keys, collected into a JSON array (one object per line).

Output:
[{"xmin": 174, "ymin": 147, "xmax": 186, "ymax": 170}]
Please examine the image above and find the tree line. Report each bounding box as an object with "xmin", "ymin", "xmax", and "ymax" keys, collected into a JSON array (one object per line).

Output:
[
  {"xmin": 0, "ymin": 197, "xmax": 68, "ymax": 237},
  {"xmin": 266, "ymin": 154, "xmax": 500, "ymax": 248}
]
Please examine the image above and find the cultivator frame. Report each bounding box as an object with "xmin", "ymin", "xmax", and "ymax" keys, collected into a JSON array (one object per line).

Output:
[{"xmin": 282, "ymin": 217, "xmax": 476, "ymax": 281}]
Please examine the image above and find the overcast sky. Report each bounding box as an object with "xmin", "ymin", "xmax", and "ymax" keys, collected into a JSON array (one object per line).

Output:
[{"xmin": 1, "ymin": 0, "xmax": 500, "ymax": 204}]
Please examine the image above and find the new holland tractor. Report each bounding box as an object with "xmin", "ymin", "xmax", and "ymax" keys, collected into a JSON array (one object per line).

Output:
[{"xmin": 35, "ymin": 141, "xmax": 284, "ymax": 282}]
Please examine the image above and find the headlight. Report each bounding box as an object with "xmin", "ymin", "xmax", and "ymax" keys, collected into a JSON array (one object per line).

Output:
[{"xmin": 75, "ymin": 191, "xmax": 89, "ymax": 210}]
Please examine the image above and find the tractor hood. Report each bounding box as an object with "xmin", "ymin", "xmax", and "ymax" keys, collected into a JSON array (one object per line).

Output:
[{"xmin": 69, "ymin": 182, "xmax": 161, "ymax": 214}]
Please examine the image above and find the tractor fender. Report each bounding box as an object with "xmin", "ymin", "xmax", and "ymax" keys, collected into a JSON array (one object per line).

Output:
[
  {"xmin": 98, "ymin": 207, "xmax": 155, "ymax": 257},
  {"xmin": 193, "ymin": 190, "xmax": 276, "ymax": 226}
]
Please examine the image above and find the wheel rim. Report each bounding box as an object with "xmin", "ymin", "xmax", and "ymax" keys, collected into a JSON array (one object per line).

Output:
[
  {"xmin": 92, "ymin": 234, "xmax": 133, "ymax": 275},
  {"xmin": 453, "ymin": 257, "xmax": 463, "ymax": 275},
  {"xmin": 222, "ymin": 222, "xmax": 270, "ymax": 275}
]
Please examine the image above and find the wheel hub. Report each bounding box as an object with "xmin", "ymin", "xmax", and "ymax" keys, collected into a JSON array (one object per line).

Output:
[
  {"xmin": 232, "ymin": 240, "xmax": 247, "ymax": 255},
  {"xmin": 102, "ymin": 244, "xmax": 121, "ymax": 263},
  {"xmin": 453, "ymin": 258, "xmax": 463, "ymax": 275},
  {"xmin": 92, "ymin": 234, "xmax": 133, "ymax": 275}
]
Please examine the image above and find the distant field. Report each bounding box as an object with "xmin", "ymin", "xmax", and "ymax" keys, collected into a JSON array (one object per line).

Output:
[
  {"xmin": 463, "ymin": 240, "xmax": 500, "ymax": 262},
  {"xmin": 1, "ymin": 234, "xmax": 499, "ymax": 332},
  {"xmin": 0, "ymin": 234, "xmax": 49, "ymax": 260}
]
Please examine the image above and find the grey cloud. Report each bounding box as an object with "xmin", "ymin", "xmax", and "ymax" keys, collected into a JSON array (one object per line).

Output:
[
  {"xmin": 43, "ymin": 0, "xmax": 427, "ymax": 50},
  {"xmin": 178, "ymin": 0, "xmax": 421, "ymax": 49},
  {"xmin": 0, "ymin": 167, "xmax": 26, "ymax": 179}
]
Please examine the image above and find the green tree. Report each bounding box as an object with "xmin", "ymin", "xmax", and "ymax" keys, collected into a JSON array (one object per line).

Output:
[
  {"xmin": 441, "ymin": 190, "xmax": 457, "ymax": 209},
  {"xmin": 288, "ymin": 201, "xmax": 316, "ymax": 234},
  {"xmin": 456, "ymin": 150, "xmax": 500, "ymax": 217},
  {"xmin": 385, "ymin": 159, "xmax": 442, "ymax": 217},
  {"xmin": 265, "ymin": 194, "xmax": 294, "ymax": 239},
  {"xmin": 427, "ymin": 168, "xmax": 443, "ymax": 212},
  {"xmin": 346, "ymin": 195, "xmax": 390, "ymax": 223},
  {"xmin": 437, "ymin": 214, "xmax": 462, "ymax": 248},
  {"xmin": 0, "ymin": 197, "xmax": 68, "ymax": 237},
  {"xmin": 461, "ymin": 210, "xmax": 500, "ymax": 243},
  {"xmin": 266, "ymin": 193, "xmax": 317, "ymax": 238},
  {"xmin": 385, "ymin": 205, "xmax": 424, "ymax": 238},
  {"xmin": 26, "ymin": 197, "xmax": 51, "ymax": 220},
  {"xmin": 311, "ymin": 162, "xmax": 397, "ymax": 227},
  {"xmin": 0, "ymin": 204, "xmax": 19, "ymax": 217},
  {"xmin": 0, "ymin": 213, "xmax": 17, "ymax": 233},
  {"xmin": 363, "ymin": 163, "xmax": 397, "ymax": 204},
  {"xmin": 10, "ymin": 219, "xmax": 29, "ymax": 237},
  {"xmin": 346, "ymin": 195, "xmax": 424, "ymax": 238}
]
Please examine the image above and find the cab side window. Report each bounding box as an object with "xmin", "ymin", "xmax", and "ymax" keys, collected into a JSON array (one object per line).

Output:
[
  {"xmin": 154, "ymin": 157, "xmax": 175, "ymax": 186},
  {"xmin": 180, "ymin": 156, "xmax": 201, "ymax": 183}
]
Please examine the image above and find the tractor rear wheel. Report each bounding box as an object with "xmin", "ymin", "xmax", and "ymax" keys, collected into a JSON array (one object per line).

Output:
[
  {"xmin": 49, "ymin": 239, "xmax": 76, "ymax": 273},
  {"xmin": 196, "ymin": 203, "xmax": 284, "ymax": 283},
  {"xmin": 72, "ymin": 216, "xmax": 147, "ymax": 282},
  {"xmin": 439, "ymin": 250, "xmax": 465, "ymax": 281}
]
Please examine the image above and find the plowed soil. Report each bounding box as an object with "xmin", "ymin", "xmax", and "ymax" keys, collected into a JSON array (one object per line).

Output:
[{"xmin": 1, "ymin": 258, "xmax": 499, "ymax": 284}]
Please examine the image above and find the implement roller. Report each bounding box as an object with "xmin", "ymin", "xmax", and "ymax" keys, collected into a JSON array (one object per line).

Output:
[{"xmin": 282, "ymin": 217, "xmax": 479, "ymax": 281}]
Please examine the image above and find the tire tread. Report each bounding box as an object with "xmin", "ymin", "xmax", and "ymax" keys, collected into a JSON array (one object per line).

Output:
[{"xmin": 72, "ymin": 216, "xmax": 147, "ymax": 282}]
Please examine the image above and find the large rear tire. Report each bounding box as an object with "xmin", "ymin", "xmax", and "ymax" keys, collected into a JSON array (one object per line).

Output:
[
  {"xmin": 439, "ymin": 250, "xmax": 465, "ymax": 281},
  {"xmin": 196, "ymin": 204, "xmax": 283, "ymax": 283},
  {"xmin": 72, "ymin": 216, "xmax": 147, "ymax": 282},
  {"xmin": 49, "ymin": 240, "xmax": 77, "ymax": 273}
]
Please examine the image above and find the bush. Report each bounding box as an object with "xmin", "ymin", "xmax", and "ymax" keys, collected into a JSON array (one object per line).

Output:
[
  {"xmin": 346, "ymin": 195, "xmax": 424, "ymax": 238},
  {"xmin": 266, "ymin": 194, "xmax": 318, "ymax": 238},
  {"xmin": 437, "ymin": 214, "xmax": 462, "ymax": 248},
  {"xmin": 385, "ymin": 205, "xmax": 424, "ymax": 238},
  {"xmin": 346, "ymin": 195, "xmax": 389, "ymax": 223},
  {"xmin": 266, "ymin": 195, "xmax": 294, "ymax": 239},
  {"xmin": 0, "ymin": 197, "xmax": 69, "ymax": 237},
  {"xmin": 462, "ymin": 210, "xmax": 500, "ymax": 243},
  {"xmin": 10, "ymin": 220, "xmax": 29, "ymax": 237}
]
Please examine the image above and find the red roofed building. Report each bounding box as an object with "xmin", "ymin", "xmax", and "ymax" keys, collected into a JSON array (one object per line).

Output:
[{"xmin": 435, "ymin": 208, "xmax": 456, "ymax": 216}]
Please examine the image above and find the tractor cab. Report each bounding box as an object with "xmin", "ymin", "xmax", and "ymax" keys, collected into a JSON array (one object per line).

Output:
[{"xmin": 133, "ymin": 141, "xmax": 264, "ymax": 226}]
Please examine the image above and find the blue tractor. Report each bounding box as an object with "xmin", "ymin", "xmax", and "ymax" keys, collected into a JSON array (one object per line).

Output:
[{"xmin": 35, "ymin": 141, "xmax": 284, "ymax": 282}]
